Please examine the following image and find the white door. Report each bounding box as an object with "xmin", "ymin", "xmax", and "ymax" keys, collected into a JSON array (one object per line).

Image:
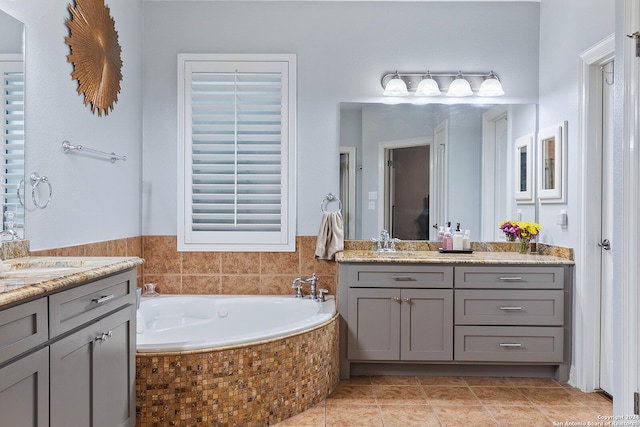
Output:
[{"xmin": 599, "ymin": 59, "xmax": 614, "ymax": 396}]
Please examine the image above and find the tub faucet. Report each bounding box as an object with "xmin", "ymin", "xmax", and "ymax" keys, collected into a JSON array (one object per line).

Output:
[
  {"xmin": 291, "ymin": 273, "xmax": 319, "ymax": 300},
  {"xmin": 0, "ymin": 229, "xmax": 18, "ymax": 241}
]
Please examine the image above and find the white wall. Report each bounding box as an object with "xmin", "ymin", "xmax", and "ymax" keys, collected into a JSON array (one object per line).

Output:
[
  {"xmin": 0, "ymin": 0, "xmax": 144, "ymax": 251},
  {"xmin": 143, "ymin": 1, "xmax": 540, "ymax": 236}
]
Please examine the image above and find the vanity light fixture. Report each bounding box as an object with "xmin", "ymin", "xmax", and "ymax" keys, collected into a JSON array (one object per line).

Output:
[
  {"xmin": 477, "ymin": 70, "xmax": 505, "ymax": 97},
  {"xmin": 381, "ymin": 70, "xmax": 504, "ymax": 97},
  {"xmin": 382, "ymin": 71, "xmax": 409, "ymax": 96},
  {"xmin": 446, "ymin": 72, "xmax": 473, "ymax": 97}
]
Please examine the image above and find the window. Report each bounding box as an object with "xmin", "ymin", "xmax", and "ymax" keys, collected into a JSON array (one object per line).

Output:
[
  {"xmin": 177, "ymin": 54, "xmax": 296, "ymax": 251},
  {"xmin": 0, "ymin": 55, "xmax": 24, "ymax": 237}
]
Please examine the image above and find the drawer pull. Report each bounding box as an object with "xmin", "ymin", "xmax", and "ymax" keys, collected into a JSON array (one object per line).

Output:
[
  {"xmin": 499, "ymin": 277, "xmax": 523, "ymax": 281},
  {"xmin": 95, "ymin": 331, "xmax": 113, "ymax": 342},
  {"xmin": 392, "ymin": 276, "xmax": 417, "ymax": 281},
  {"xmin": 499, "ymin": 306, "xmax": 523, "ymax": 311},
  {"xmin": 499, "ymin": 343, "xmax": 522, "ymax": 348},
  {"xmin": 92, "ymin": 294, "xmax": 115, "ymax": 304}
]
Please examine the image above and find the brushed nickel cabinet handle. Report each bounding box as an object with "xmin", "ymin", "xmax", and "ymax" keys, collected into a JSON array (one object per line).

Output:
[
  {"xmin": 392, "ymin": 276, "xmax": 417, "ymax": 281},
  {"xmin": 498, "ymin": 277, "xmax": 523, "ymax": 281},
  {"xmin": 499, "ymin": 343, "xmax": 522, "ymax": 348},
  {"xmin": 92, "ymin": 294, "xmax": 115, "ymax": 304},
  {"xmin": 95, "ymin": 331, "xmax": 113, "ymax": 342},
  {"xmin": 499, "ymin": 306, "xmax": 523, "ymax": 311}
]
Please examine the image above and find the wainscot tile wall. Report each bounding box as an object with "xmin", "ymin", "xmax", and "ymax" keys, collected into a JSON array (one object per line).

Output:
[{"xmin": 30, "ymin": 235, "xmax": 338, "ymax": 297}]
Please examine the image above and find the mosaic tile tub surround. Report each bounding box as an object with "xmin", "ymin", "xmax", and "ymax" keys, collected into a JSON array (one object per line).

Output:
[{"xmin": 136, "ymin": 315, "xmax": 340, "ymax": 427}]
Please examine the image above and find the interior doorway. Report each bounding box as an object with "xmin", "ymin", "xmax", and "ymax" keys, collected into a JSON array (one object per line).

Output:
[{"xmin": 385, "ymin": 145, "xmax": 430, "ymax": 240}]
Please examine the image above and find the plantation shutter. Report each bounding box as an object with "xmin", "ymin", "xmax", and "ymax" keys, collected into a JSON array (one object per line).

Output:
[
  {"xmin": 0, "ymin": 59, "xmax": 24, "ymax": 237},
  {"xmin": 178, "ymin": 54, "xmax": 296, "ymax": 252}
]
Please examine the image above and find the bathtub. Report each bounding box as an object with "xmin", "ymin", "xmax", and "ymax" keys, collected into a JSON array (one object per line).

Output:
[
  {"xmin": 136, "ymin": 294, "xmax": 336, "ymax": 352},
  {"xmin": 135, "ymin": 294, "xmax": 340, "ymax": 427}
]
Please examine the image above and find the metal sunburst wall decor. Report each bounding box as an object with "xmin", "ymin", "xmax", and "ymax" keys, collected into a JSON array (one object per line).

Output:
[{"xmin": 65, "ymin": 0, "xmax": 123, "ymax": 116}]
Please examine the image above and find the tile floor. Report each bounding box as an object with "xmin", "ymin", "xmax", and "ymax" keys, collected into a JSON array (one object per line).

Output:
[{"xmin": 275, "ymin": 376, "xmax": 613, "ymax": 427}]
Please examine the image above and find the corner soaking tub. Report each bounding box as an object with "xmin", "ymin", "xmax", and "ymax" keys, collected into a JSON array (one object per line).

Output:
[{"xmin": 135, "ymin": 294, "xmax": 339, "ymax": 427}]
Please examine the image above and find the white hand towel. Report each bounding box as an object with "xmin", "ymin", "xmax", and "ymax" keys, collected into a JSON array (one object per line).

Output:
[{"xmin": 315, "ymin": 211, "xmax": 344, "ymax": 260}]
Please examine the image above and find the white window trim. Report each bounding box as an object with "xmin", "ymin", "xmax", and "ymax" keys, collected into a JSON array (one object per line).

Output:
[{"xmin": 177, "ymin": 53, "xmax": 297, "ymax": 252}]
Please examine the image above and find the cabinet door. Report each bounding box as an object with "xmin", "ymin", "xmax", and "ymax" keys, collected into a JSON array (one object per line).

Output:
[
  {"xmin": 400, "ymin": 289, "xmax": 453, "ymax": 361},
  {"xmin": 50, "ymin": 306, "xmax": 135, "ymax": 427},
  {"xmin": 347, "ymin": 288, "xmax": 400, "ymax": 360},
  {"xmin": 94, "ymin": 305, "xmax": 135, "ymax": 427},
  {"xmin": 0, "ymin": 347, "xmax": 49, "ymax": 427}
]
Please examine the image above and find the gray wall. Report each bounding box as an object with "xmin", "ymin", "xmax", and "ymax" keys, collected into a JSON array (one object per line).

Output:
[{"xmin": 142, "ymin": 1, "xmax": 540, "ymax": 236}]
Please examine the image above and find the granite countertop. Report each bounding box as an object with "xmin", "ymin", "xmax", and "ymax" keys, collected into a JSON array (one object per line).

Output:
[
  {"xmin": 0, "ymin": 256, "xmax": 145, "ymax": 307},
  {"xmin": 335, "ymin": 250, "xmax": 574, "ymax": 265}
]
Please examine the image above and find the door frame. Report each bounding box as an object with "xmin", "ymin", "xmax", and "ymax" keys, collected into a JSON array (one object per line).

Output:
[
  {"xmin": 377, "ymin": 137, "xmax": 433, "ymax": 235},
  {"xmin": 339, "ymin": 146, "xmax": 357, "ymax": 240},
  {"xmin": 576, "ymin": 34, "xmax": 614, "ymax": 392}
]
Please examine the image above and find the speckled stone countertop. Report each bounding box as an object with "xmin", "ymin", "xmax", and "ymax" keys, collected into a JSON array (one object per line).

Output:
[
  {"xmin": 336, "ymin": 241, "xmax": 574, "ymax": 265},
  {"xmin": 0, "ymin": 256, "xmax": 144, "ymax": 307}
]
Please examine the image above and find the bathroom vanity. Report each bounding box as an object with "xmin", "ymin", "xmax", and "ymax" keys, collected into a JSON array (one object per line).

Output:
[
  {"xmin": 0, "ymin": 256, "xmax": 143, "ymax": 427},
  {"xmin": 336, "ymin": 248, "xmax": 573, "ymax": 381}
]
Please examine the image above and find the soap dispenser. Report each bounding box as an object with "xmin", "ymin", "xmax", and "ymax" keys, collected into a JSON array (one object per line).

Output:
[
  {"xmin": 452, "ymin": 223, "xmax": 464, "ymax": 251},
  {"xmin": 442, "ymin": 224, "xmax": 453, "ymax": 250},
  {"xmin": 437, "ymin": 226, "xmax": 445, "ymax": 242},
  {"xmin": 463, "ymin": 229, "xmax": 471, "ymax": 250}
]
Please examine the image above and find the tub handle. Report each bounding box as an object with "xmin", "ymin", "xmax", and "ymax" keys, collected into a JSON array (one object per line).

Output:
[
  {"xmin": 317, "ymin": 288, "xmax": 329, "ymax": 302},
  {"xmin": 92, "ymin": 294, "xmax": 115, "ymax": 304}
]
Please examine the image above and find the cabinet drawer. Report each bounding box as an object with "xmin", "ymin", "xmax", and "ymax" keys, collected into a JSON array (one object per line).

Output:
[
  {"xmin": 0, "ymin": 298, "xmax": 48, "ymax": 366},
  {"xmin": 49, "ymin": 270, "xmax": 136, "ymax": 337},
  {"xmin": 346, "ymin": 264, "xmax": 453, "ymax": 288},
  {"xmin": 454, "ymin": 326, "xmax": 563, "ymax": 363},
  {"xmin": 455, "ymin": 290, "xmax": 563, "ymax": 326},
  {"xmin": 455, "ymin": 266, "xmax": 564, "ymax": 289}
]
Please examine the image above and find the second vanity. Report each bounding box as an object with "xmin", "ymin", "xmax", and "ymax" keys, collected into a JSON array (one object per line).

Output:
[
  {"xmin": 0, "ymin": 256, "xmax": 144, "ymax": 427},
  {"xmin": 336, "ymin": 246, "xmax": 574, "ymax": 381}
]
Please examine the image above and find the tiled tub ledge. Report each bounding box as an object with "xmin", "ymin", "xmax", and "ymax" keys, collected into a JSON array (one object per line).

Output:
[{"xmin": 135, "ymin": 315, "xmax": 340, "ymax": 427}]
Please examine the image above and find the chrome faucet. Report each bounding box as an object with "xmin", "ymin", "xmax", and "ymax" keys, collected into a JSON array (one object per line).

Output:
[
  {"xmin": 291, "ymin": 273, "xmax": 319, "ymax": 300},
  {"xmin": 371, "ymin": 229, "xmax": 400, "ymax": 252},
  {"xmin": 0, "ymin": 230, "xmax": 18, "ymax": 241}
]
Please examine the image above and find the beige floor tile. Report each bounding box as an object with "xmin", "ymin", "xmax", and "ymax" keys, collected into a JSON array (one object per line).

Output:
[
  {"xmin": 418, "ymin": 376, "xmax": 467, "ymax": 386},
  {"xmin": 379, "ymin": 404, "xmax": 441, "ymax": 427},
  {"xmin": 424, "ymin": 386, "xmax": 482, "ymax": 406},
  {"xmin": 325, "ymin": 403, "xmax": 383, "ymax": 427},
  {"xmin": 507, "ymin": 377, "xmax": 562, "ymax": 387},
  {"xmin": 373, "ymin": 385, "xmax": 428, "ymax": 405},
  {"xmin": 370, "ymin": 375, "xmax": 420, "ymax": 386},
  {"xmin": 470, "ymin": 386, "xmax": 532, "ymax": 406},
  {"xmin": 564, "ymin": 388, "xmax": 614, "ymax": 411},
  {"xmin": 432, "ymin": 405, "xmax": 499, "ymax": 427},
  {"xmin": 539, "ymin": 405, "xmax": 606, "ymax": 424},
  {"xmin": 464, "ymin": 376, "xmax": 514, "ymax": 387},
  {"xmin": 519, "ymin": 386, "xmax": 585, "ymax": 406},
  {"xmin": 486, "ymin": 405, "xmax": 552, "ymax": 427},
  {"xmin": 326, "ymin": 384, "xmax": 376, "ymax": 405},
  {"xmin": 275, "ymin": 403, "xmax": 325, "ymax": 426},
  {"xmin": 338, "ymin": 376, "xmax": 372, "ymax": 386}
]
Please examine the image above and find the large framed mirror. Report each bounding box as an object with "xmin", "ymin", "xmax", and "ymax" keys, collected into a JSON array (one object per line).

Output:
[
  {"xmin": 0, "ymin": 8, "xmax": 25, "ymax": 239},
  {"xmin": 339, "ymin": 102, "xmax": 537, "ymax": 242}
]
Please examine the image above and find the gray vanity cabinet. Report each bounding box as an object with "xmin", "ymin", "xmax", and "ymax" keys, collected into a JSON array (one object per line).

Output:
[
  {"xmin": 347, "ymin": 288, "xmax": 453, "ymax": 361},
  {"xmin": 49, "ymin": 270, "xmax": 136, "ymax": 427},
  {"xmin": 0, "ymin": 267, "xmax": 137, "ymax": 427}
]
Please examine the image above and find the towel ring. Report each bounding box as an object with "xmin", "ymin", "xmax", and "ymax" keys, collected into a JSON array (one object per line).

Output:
[{"xmin": 321, "ymin": 193, "xmax": 342, "ymax": 213}]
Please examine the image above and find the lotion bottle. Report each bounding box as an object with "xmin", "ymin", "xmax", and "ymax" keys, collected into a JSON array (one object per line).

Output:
[
  {"xmin": 463, "ymin": 229, "xmax": 471, "ymax": 250},
  {"xmin": 452, "ymin": 223, "xmax": 464, "ymax": 251},
  {"xmin": 437, "ymin": 226, "xmax": 445, "ymax": 242},
  {"xmin": 443, "ymin": 226, "xmax": 453, "ymax": 250}
]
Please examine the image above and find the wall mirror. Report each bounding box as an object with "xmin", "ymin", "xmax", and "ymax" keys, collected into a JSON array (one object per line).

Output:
[
  {"xmin": 0, "ymin": 8, "xmax": 25, "ymax": 239},
  {"xmin": 537, "ymin": 122, "xmax": 566, "ymax": 203},
  {"xmin": 339, "ymin": 102, "xmax": 537, "ymax": 242},
  {"xmin": 514, "ymin": 133, "xmax": 535, "ymax": 203}
]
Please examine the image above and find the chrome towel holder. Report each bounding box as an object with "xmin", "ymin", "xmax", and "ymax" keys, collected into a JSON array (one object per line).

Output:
[
  {"xmin": 18, "ymin": 172, "xmax": 53, "ymax": 210},
  {"xmin": 62, "ymin": 140, "xmax": 127, "ymax": 163},
  {"xmin": 321, "ymin": 193, "xmax": 342, "ymax": 213}
]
